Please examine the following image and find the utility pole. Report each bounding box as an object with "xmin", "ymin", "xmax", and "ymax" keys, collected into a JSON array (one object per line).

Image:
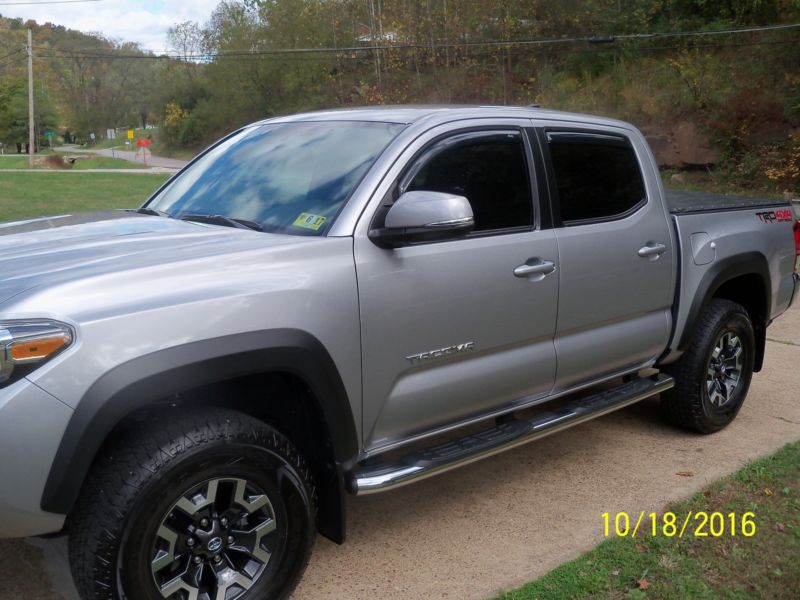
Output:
[{"xmin": 27, "ymin": 29, "xmax": 34, "ymax": 168}]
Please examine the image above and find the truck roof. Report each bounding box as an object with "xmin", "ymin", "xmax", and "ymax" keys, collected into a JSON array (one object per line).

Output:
[{"xmin": 260, "ymin": 105, "xmax": 633, "ymax": 130}]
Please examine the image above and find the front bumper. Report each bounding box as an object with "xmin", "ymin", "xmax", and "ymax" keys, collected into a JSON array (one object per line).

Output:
[{"xmin": 0, "ymin": 379, "xmax": 71, "ymax": 538}]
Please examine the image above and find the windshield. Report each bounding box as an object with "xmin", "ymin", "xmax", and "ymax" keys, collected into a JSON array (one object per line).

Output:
[{"xmin": 146, "ymin": 121, "xmax": 405, "ymax": 235}]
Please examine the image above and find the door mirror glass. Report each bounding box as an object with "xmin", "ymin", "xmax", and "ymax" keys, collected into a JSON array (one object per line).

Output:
[{"xmin": 370, "ymin": 191, "xmax": 474, "ymax": 248}]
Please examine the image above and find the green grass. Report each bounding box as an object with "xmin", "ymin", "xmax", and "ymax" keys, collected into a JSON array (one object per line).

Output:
[
  {"xmin": 71, "ymin": 156, "xmax": 141, "ymax": 170},
  {"xmin": 0, "ymin": 154, "xmax": 142, "ymax": 170},
  {"xmin": 496, "ymin": 441, "xmax": 800, "ymax": 600},
  {"xmin": 0, "ymin": 172, "xmax": 170, "ymax": 222},
  {"xmin": 0, "ymin": 155, "xmax": 33, "ymax": 168}
]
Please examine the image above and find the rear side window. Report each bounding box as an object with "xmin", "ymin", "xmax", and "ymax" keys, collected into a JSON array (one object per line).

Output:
[
  {"xmin": 547, "ymin": 133, "xmax": 646, "ymax": 224},
  {"xmin": 404, "ymin": 132, "xmax": 533, "ymax": 233}
]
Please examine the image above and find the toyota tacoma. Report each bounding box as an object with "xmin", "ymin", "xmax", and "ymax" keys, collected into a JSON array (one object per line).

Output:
[{"xmin": 0, "ymin": 106, "xmax": 797, "ymax": 600}]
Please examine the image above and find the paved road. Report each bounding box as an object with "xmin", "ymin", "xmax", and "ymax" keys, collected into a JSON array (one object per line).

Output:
[
  {"xmin": 53, "ymin": 145, "xmax": 190, "ymax": 170},
  {"xmin": 1, "ymin": 306, "xmax": 798, "ymax": 599}
]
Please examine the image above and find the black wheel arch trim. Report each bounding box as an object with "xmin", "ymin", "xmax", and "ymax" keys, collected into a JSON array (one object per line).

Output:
[
  {"xmin": 40, "ymin": 328, "xmax": 359, "ymax": 519},
  {"xmin": 672, "ymin": 252, "xmax": 771, "ymax": 371}
]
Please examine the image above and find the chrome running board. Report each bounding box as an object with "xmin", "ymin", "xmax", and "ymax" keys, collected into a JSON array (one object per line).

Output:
[{"xmin": 349, "ymin": 374, "xmax": 674, "ymax": 495}]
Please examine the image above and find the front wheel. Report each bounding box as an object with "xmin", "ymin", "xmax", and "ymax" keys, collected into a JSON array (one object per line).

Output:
[
  {"xmin": 68, "ymin": 408, "xmax": 316, "ymax": 600},
  {"xmin": 661, "ymin": 298, "xmax": 755, "ymax": 434}
]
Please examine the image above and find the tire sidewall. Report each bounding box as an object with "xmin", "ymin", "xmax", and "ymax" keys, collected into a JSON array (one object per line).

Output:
[
  {"xmin": 116, "ymin": 442, "xmax": 314, "ymax": 600},
  {"xmin": 698, "ymin": 311, "xmax": 754, "ymax": 430}
]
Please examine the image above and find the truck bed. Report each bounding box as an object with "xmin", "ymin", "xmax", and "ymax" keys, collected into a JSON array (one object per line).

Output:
[{"xmin": 666, "ymin": 189, "xmax": 790, "ymax": 215}]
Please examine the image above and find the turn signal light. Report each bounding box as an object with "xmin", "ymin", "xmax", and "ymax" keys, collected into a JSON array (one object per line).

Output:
[
  {"xmin": 9, "ymin": 335, "xmax": 70, "ymax": 362},
  {"xmin": 0, "ymin": 320, "xmax": 74, "ymax": 386}
]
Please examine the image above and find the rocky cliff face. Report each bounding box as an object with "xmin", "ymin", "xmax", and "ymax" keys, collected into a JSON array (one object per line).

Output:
[
  {"xmin": 643, "ymin": 121, "xmax": 721, "ymax": 167},
  {"xmin": 643, "ymin": 120, "xmax": 793, "ymax": 168}
]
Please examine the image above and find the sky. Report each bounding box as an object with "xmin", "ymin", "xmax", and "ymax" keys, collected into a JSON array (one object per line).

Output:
[{"xmin": 0, "ymin": 0, "xmax": 221, "ymax": 52}]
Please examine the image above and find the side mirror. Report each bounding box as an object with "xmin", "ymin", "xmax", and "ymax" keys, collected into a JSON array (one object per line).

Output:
[{"xmin": 369, "ymin": 191, "xmax": 474, "ymax": 248}]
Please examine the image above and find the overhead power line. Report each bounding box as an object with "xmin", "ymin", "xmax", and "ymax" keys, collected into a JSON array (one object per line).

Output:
[
  {"xmin": 0, "ymin": 49, "xmax": 23, "ymax": 61},
  {"xmin": 28, "ymin": 21, "xmax": 800, "ymax": 61},
  {"xmin": 31, "ymin": 35, "xmax": 800, "ymax": 65},
  {"xmin": 32, "ymin": 21, "xmax": 800, "ymax": 59}
]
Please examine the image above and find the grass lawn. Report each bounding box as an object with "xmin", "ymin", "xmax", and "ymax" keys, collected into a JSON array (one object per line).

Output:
[
  {"xmin": 71, "ymin": 156, "xmax": 141, "ymax": 170},
  {"xmin": 0, "ymin": 154, "xmax": 139, "ymax": 170},
  {"xmin": 0, "ymin": 156, "xmax": 33, "ymax": 168},
  {"xmin": 496, "ymin": 440, "xmax": 800, "ymax": 600},
  {"xmin": 0, "ymin": 172, "xmax": 170, "ymax": 223}
]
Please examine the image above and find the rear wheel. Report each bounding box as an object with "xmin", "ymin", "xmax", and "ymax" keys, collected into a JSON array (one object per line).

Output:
[
  {"xmin": 68, "ymin": 408, "xmax": 316, "ymax": 600},
  {"xmin": 661, "ymin": 298, "xmax": 755, "ymax": 433}
]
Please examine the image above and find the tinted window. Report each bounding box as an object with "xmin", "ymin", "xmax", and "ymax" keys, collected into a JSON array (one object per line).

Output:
[
  {"xmin": 149, "ymin": 121, "xmax": 404, "ymax": 235},
  {"xmin": 405, "ymin": 133, "xmax": 532, "ymax": 232},
  {"xmin": 548, "ymin": 134, "xmax": 646, "ymax": 223}
]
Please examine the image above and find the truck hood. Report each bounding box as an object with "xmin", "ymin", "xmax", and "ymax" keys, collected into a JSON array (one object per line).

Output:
[{"xmin": 0, "ymin": 210, "xmax": 319, "ymax": 309}]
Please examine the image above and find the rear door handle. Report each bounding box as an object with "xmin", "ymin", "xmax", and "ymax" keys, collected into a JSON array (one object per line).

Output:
[
  {"xmin": 514, "ymin": 259, "xmax": 556, "ymax": 279},
  {"xmin": 638, "ymin": 242, "xmax": 667, "ymax": 258}
]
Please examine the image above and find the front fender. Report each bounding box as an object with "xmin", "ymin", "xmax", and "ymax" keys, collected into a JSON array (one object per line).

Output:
[{"xmin": 41, "ymin": 328, "xmax": 358, "ymax": 515}]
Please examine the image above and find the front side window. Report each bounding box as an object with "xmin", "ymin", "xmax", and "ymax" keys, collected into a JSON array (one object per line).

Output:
[
  {"xmin": 148, "ymin": 121, "xmax": 404, "ymax": 235},
  {"xmin": 548, "ymin": 133, "xmax": 646, "ymax": 224},
  {"xmin": 404, "ymin": 132, "xmax": 533, "ymax": 233}
]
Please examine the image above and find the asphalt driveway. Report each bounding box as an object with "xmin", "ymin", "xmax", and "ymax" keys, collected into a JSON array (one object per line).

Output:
[{"xmin": 2, "ymin": 305, "xmax": 798, "ymax": 599}]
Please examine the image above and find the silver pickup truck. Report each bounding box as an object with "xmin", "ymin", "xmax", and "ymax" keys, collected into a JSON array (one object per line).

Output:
[{"xmin": 0, "ymin": 106, "xmax": 798, "ymax": 600}]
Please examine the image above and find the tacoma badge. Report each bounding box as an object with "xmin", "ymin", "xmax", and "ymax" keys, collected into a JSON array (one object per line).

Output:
[{"xmin": 406, "ymin": 341, "xmax": 476, "ymax": 365}]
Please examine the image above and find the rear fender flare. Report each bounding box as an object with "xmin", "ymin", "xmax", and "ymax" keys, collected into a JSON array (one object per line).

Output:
[{"xmin": 674, "ymin": 252, "xmax": 771, "ymax": 370}]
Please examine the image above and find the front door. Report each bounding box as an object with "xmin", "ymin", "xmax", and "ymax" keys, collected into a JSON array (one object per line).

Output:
[{"xmin": 355, "ymin": 126, "xmax": 560, "ymax": 452}]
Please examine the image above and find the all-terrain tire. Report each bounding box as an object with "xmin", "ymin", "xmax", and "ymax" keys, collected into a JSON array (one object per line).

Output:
[
  {"xmin": 661, "ymin": 298, "xmax": 755, "ymax": 434},
  {"xmin": 68, "ymin": 408, "xmax": 317, "ymax": 600}
]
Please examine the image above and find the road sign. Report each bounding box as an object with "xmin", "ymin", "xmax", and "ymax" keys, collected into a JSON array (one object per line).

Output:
[
  {"xmin": 44, "ymin": 130, "xmax": 54, "ymax": 139},
  {"xmin": 127, "ymin": 130, "xmax": 134, "ymax": 140}
]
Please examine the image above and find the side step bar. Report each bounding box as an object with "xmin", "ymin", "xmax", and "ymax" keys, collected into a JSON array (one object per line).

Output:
[{"xmin": 349, "ymin": 373, "xmax": 674, "ymax": 495}]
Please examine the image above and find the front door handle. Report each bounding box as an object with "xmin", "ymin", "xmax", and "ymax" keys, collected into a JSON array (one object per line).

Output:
[
  {"xmin": 514, "ymin": 259, "xmax": 556, "ymax": 279},
  {"xmin": 638, "ymin": 242, "xmax": 667, "ymax": 259}
]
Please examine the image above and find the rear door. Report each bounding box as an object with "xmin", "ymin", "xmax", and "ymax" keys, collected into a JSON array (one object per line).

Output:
[
  {"xmin": 355, "ymin": 121, "xmax": 559, "ymax": 452},
  {"xmin": 534, "ymin": 124, "xmax": 675, "ymax": 390}
]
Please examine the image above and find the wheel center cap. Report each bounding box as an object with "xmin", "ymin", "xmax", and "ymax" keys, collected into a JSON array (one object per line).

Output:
[{"xmin": 207, "ymin": 537, "xmax": 223, "ymax": 553}]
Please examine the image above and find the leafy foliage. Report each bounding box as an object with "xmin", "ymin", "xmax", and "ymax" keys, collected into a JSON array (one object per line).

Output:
[{"xmin": 2, "ymin": 1, "xmax": 800, "ymax": 189}]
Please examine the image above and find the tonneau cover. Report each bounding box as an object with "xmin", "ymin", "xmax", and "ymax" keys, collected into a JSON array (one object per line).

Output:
[{"xmin": 666, "ymin": 189, "xmax": 790, "ymax": 214}]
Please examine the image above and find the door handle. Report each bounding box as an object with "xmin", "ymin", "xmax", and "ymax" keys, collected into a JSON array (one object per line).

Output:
[
  {"xmin": 514, "ymin": 259, "xmax": 556, "ymax": 279},
  {"xmin": 638, "ymin": 242, "xmax": 667, "ymax": 258}
]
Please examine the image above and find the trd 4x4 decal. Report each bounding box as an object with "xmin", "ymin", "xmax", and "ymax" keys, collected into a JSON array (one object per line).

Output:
[{"xmin": 756, "ymin": 209, "xmax": 794, "ymax": 223}]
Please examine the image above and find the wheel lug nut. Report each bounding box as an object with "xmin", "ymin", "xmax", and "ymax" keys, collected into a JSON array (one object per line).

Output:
[
  {"xmin": 186, "ymin": 538, "xmax": 195, "ymax": 547},
  {"xmin": 193, "ymin": 556, "xmax": 202, "ymax": 564},
  {"xmin": 200, "ymin": 518, "xmax": 209, "ymax": 528},
  {"xmin": 213, "ymin": 555, "xmax": 222, "ymax": 563},
  {"xmin": 220, "ymin": 517, "xmax": 228, "ymax": 527},
  {"xmin": 227, "ymin": 536, "xmax": 235, "ymax": 545}
]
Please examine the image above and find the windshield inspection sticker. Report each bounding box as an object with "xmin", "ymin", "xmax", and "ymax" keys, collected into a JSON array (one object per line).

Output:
[{"xmin": 292, "ymin": 213, "xmax": 327, "ymax": 231}]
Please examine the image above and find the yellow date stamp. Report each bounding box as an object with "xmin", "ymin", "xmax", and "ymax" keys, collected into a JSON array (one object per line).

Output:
[{"xmin": 602, "ymin": 511, "xmax": 757, "ymax": 538}]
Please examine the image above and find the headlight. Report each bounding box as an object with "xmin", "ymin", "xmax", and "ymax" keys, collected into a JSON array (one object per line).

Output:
[{"xmin": 0, "ymin": 320, "xmax": 73, "ymax": 386}]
